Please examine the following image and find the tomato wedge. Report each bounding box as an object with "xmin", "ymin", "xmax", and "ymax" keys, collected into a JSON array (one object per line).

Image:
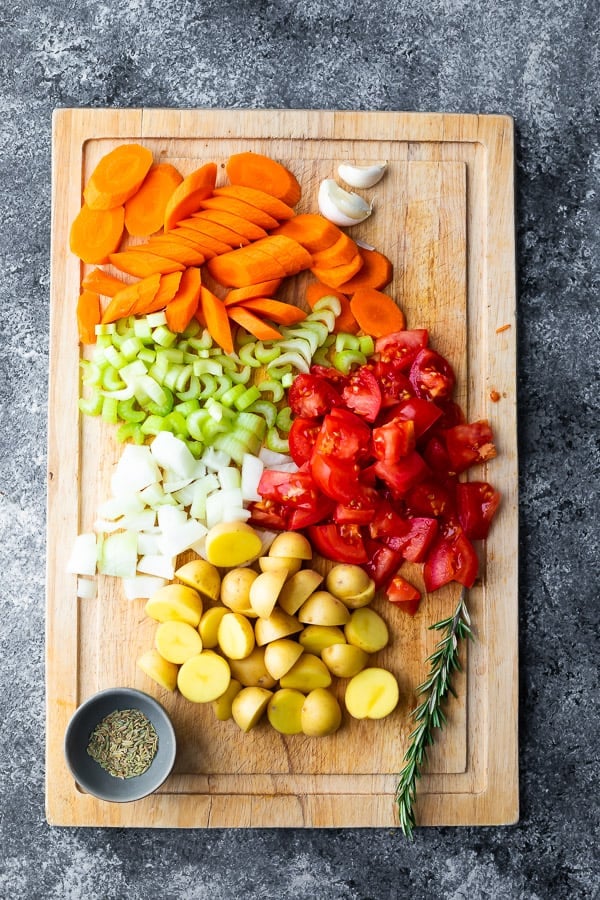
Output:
[
  {"xmin": 288, "ymin": 373, "xmax": 342, "ymax": 418},
  {"xmin": 372, "ymin": 360, "xmax": 414, "ymax": 407},
  {"xmin": 313, "ymin": 409, "xmax": 371, "ymax": 461},
  {"xmin": 384, "ymin": 516, "xmax": 439, "ymax": 563},
  {"xmin": 456, "ymin": 481, "xmax": 501, "ymax": 539},
  {"xmin": 373, "ymin": 451, "xmax": 429, "ymax": 498},
  {"xmin": 288, "ymin": 416, "xmax": 321, "ymax": 466},
  {"xmin": 341, "ymin": 366, "xmax": 382, "ymax": 422},
  {"xmin": 409, "ymin": 348, "xmax": 455, "ymax": 401},
  {"xmin": 363, "ymin": 538, "xmax": 404, "ymax": 588},
  {"xmin": 423, "ymin": 524, "xmax": 479, "ymax": 590},
  {"xmin": 385, "ymin": 575, "xmax": 421, "ymax": 615},
  {"xmin": 443, "ymin": 420, "xmax": 497, "ymax": 473},
  {"xmin": 372, "ymin": 418, "xmax": 416, "ymax": 462},
  {"xmin": 308, "ymin": 524, "xmax": 368, "ymax": 564},
  {"xmin": 375, "ymin": 329, "xmax": 429, "ymax": 371}
]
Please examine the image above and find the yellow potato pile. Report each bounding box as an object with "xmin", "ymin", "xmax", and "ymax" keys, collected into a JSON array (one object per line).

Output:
[{"xmin": 137, "ymin": 530, "xmax": 399, "ymax": 736}]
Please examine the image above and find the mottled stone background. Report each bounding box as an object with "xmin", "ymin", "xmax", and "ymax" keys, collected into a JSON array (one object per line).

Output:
[{"xmin": 0, "ymin": 1, "xmax": 598, "ymax": 898}]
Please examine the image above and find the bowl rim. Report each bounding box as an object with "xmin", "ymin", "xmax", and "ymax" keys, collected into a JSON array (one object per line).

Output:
[{"xmin": 64, "ymin": 686, "xmax": 177, "ymax": 803}]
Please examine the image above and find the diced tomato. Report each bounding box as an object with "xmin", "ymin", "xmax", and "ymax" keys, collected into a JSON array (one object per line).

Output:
[
  {"xmin": 287, "ymin": 499, "xmax": 335, "ymax": 531},
  {"xmin": 257, "ymin": 468, "xmax": 319, "ymax": 507},
  {"xmin": 288, "ymin": 416, "xmax": 322, "ymax": 467},
  {"xmin": 431, "ymin": 399, "xmax": 465, "ymax": 431},
  {"xmin": 341, "ymin": 366, "xmax": 382, "ymax": 422},
  {"xmin": 409, "ymin": 348, "xmax": 456, "ymax": 402},
  {"xmin": 372, "ymin": 418, "xmax": 416, "ymax": 462},
  {"xmin": 309, "ymin": 364, "xmax": 349, "ymax": 389},
  {"xmin": 456, "ymin": 481, "xmax": 501, "ymax": 540},
  {"xmin": 393, "ymin": 397, "xmax": 444, "ymax": 438},
  {"xmin": 334, "ymin": 501, "xmax": 378, "ymax": 526},
  {"xmin": 384, "ymin": 516, "xmax": 439, "ymax": 563},
  {"xmin": 375, "ymin": 329, "xmax": 429, "ymax": 371},
  {"xmin": 368, "ymin": 500, "xmax": 409, "ymax": 541},
  {"xmin": 423, "ymin": 523, "xmax": 479, "ymax": 591},
  {"xmin": 373, "ymin": 452, "xmax": 429, "ymax": 498},
  {"xmin": 314, "ymin": 409, "xmax": 372, "ymax": 461},
  {"xmin": 422, "ymin": 435, "xmax": 455, "ymax": 476},
  {"xmin": 363, "ymin": 539, "xmax": 404, "ymax": 588},
  {"xmin": 405, "ymin": 478, "xmax": 456, "ymax": 519},
  {"xmin": 247, "ymin": 500, "xmax": 288, "ymax": 531},
  {"xmin": 372, "ymin": 359, "xmax": 414, "ymax": 407},
  {"xmin": 308, "ymin": 523, "xmax": 368, "ymax": 564},
  {"xmin": 443, "ymin": 420, "xmax": 497, "ymax": 473},
  {"xmin": 310, "ymin": 454, "xmax": 365, "ymax": 506},
  {"xmin": 288, "ymin": 373, "xmax": 342, "ymax": 418},
  {"xmin": 385, "ymin": 575, "xmax": 421, "ymax": 615}
]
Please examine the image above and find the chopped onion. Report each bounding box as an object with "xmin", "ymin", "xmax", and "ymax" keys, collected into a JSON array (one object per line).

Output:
[
  {"xmin": 137, "ymin": 554, "xmax": 176, "ymax": 580},
  {"xmin": 111, "ymin": 445, "xmax": 161, "ymax": 495},
  {"xmin": 158, "ymin": 518, "xmax": 208, "ymax": 557},
  {"xmin": 241, "ymin": 453, "xmax": 264, "ymax": 501},
  {"xmin": 122, "ymin": 575, "xmax": 168, "ymax": 600},
  {"xmin": 97, "ymin": 531, "xmax": 138, "ymax": 578},
  {"xmin": 77, "ymin": 577, "xmax": 98, "ymax": 600},
  {"xmin": 66, "ymin": 533, "xmax": 98, "ymax": 576}
]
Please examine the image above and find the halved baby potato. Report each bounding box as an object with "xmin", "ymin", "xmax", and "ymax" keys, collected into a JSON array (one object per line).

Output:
[
  {"xmin": 278, "ymin": 569, "xmax": 324, "ymax": 616},
  {"xmin": 177, "ymin": 650, "xmax": 231, "ymax": 703},
  {"xmin": 268, "ymin": 531, "xmax": 312, "ymax": 560},
  {"xmin": 145, "ymin": 583, "xmax": 204, "ymax": 628},
  {"xmin": 217, "ymin": 612, "xmax": 255, "ymax": 660},
  {"xmin": 298, "ymin": 591, "xmax": 351, "ymax": 627},
  {"xmin": 231, "ymin": 686, "xmax": 272, "ymax": 732},
  {"xmin": 267, "ymin": 688, "xmax": 305, "ymax": 735},
  {"xmin": 175, "ymin": 559, "xmax": 221, "ymax": 602},
  {"xmin": 279, "ymin": 653, "xmax": 332, "ymax": 691},
  {"xmin": 344, "ymin": 667, "xmax": 399, "ymax": 720},
  {"xmin": 155, "ymin": 619, "xmax": 203, "ymax": 664},
  {"xmin": 344, "ymin": 607, "xmax": 389, "ymax": 654}
]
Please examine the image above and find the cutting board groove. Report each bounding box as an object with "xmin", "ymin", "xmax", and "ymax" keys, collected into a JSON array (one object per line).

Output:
[{"xmin": 47, "ymin": 108, "xmax": 518, "ymax": 828}]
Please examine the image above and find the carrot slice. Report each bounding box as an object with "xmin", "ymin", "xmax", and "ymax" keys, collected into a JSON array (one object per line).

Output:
[
  {"xmin": 200, "ymin": 286, "xmax": 234, "ymax": 353},
  {"xmin": 305, "ymin": 281, "xmax": 359, "ymax": 334},
  {"xmin": 207, "ymin": 245, "xmax": 288, "ymax": 287},
  {"xmin": 271, "ymin": 214, "xmax": 341, "ymax": 253},
  {"xmin": 124, "ymin": 163, "xmax": 183, "ymax": 237},
  {"xmin": 101, "ymin": 274, "xmax": 161, "ymax": 324},
  {"xmin": 196, "ymin": 196, "xmax": 280, "ymax": 230},
  {"xmin": 192, "ymin": 209, "xmax": 268, "ymax": 242},
  {"xmin": 311, "ymin": 253, "xmax": 364, "ymax": 288},
  {"xmin": 250, "ymin": 235, "xmax": 313, "ymax": 276},
  {"xmin": 169, "ymin": 227, "xmax": 232, "ymax": 257},
  {"xmin": 227, "ymin": 306, "xmax": 283, "ymax": 341},
  {"xmin": 81, "ymin": 267, "xmax": 127, "ymax": 298},
  {"xmin": 164, "ymin": 162, "xmax": 218, "ymax": 231},
  {"xmin": 132, "ymin": 271, "xmax": 183, "ymax": 315},
  {"xmin": 69, "ymin": 204, "xmax": 125, "ymax": 265},
  {"xmin": 77, "ymin": 290, "xmax": 101, "ymax": 344},
  {"xmin": 165, "ymin": 267, "xmax": 202, "ymax": 333},
  {"xmin": 311, "ymin": 231, "xmax": 360, "ymax": 268},
  {"xmin": 236, "ymin": 298, "xmax": 307, "ymax": 325},
  {"xmin": 226, "ymin": 152, "xmax": 301, "ymax": 207},
  {"xmin": 137, "ymin": 238, "xmax": 205, "ymax": 267},
  {"xmin": 108, "ymin": 249, "xmax": 186, "ymax": 278},
  {"xmin": 176, "ymin": 216, "xmax": 250, "ymax": 248},
  {"xmin": 213, "ymin": 185, "xmax": 295, "ymax": 221},
  {"xmin": 336, "ymin": 247, "xmax": 393, "ymax": 293},
  {"xmin": 223, "ymin": 280, "xmax": 283, "ymax": 306},
  {"xmin": 84, "ymin": 143, "xmax": 154, "ymax": 210},
  {"xmin": 349, "ymin": 288, "xmax": 406, "ymax": 338}
]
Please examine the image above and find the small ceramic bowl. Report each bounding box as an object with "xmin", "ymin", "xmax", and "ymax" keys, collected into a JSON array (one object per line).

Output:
[{"xmin": 64, "ymin": 687, "xmax": 177, "ymax": 802}]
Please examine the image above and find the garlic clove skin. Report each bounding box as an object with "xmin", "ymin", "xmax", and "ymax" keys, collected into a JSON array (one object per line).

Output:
[
  {"xmin": 318, "ymin": 179, "xmax": 373, "ymax": 227},
  {"xmin": 338, "ymin": 162, "xmax": 387, "ymax": 189}
]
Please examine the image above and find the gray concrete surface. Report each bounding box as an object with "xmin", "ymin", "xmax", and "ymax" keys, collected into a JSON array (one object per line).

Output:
[{"xmin": 1, "ymin": 0, "xmax": 598, "ymax": 897}]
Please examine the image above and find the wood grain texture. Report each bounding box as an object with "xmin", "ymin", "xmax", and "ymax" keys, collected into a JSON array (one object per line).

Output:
[{"xmin": 46, "ymin": 108, "xmax": 518, "ymax": 828}]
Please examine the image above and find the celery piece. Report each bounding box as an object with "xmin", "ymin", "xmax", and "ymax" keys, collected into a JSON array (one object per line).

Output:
[
  {"xmin": 146, "ymin": 311, "xmax": 168, "ymax": 328},
  {"xmin": 174, "ymin": 398, "xmax": 201, "ymax": 418},
  {"xmin": 335, "ymin": 333, "xmax": 360, "ymax": 352},
  {"xmin": 117, "ymin": 397, "xmax": 145, "ymax": 423},
  {"xmin": 266, "ymin": 427, "xmax": 290, "ymax": 454},
  {"xmin": 333, "ymin": 350, "xmax": 367, "ymax": 374},
  {"xmin": 101, "ymin": 396, "xmax": 119, "ymax": 424},
  {"xmin": 120, "ymin": 336, "xmax": 143, "ymax": 361},
  {"xmin": 193, "ymin": 358, "xmax": 223, "ymax": 377},
  {"xmin": 152, "ymin": 325, "xmax": 178, "ymax": 348},
  {"xmin": 358, "ymin": 335, "xmax": 375, "ymax": 356},
  {"xmin": 254, "ymin": 342, "xmax": 281, "ymax": 365},
  {"xmin": 220, "ymin": 383, "xmax": 247, "ymax": 408},
  {"xmin": 137, "ymin": 348, "xmax": 156, "ymax": 365},
  {"xmin": 229, "ymin": 365, "xmax": 252, "ymax": 385},
  {"xmin": 246, "ymin": 399, "xmax": 278, "ymax": 428},
  {"xmin": 140, "ymin": 415, "xmax": 172, "ymax": 436},
  {"xmin": 187, "ymin": 409, "xmax": 211, "ymax": 442},
  {"xmin": 117, "ymin": 422, "xmax": 145, "ymax": 444},
  {"xmin": 176, "ymin": 374, "xmax": 201, "ymax": 401},
  {"xmin": 275, "ymin": 406, "xmax": 293, "ymax": 433},
  {"xmin": 101, "ymin": 366, "xmax": 126, "ymax": 392},
  {"xmin": 233, "ymin": 385, "xmax": 261, "ymax": 412},
  {"xmin": 257, "ymin": 379, "xmax": 285, "ymax": 403},
  {"xmin": 281, "ymin": 372, "xmax": 294, "ymax": 389},
  {"xmin": 133, "ymin": 318, "xmax": 153, "ymax": 341},
  {"xmin": 78, "ymin": 393, "xmax": 103, "ymax": 417},
  {"xmin": 312, "ymin": 295, "xmax": 342, "ymax": 316},
  {"xmin": 238, "ymin": 341, "xmax": 262, "ymax": 368}
]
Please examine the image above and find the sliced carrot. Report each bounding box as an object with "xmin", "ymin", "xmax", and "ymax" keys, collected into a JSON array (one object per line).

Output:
[
  {"xmin": 195, "ymin": 195, "xmax": 280, "ymax": 230},
  {"xmin": 271, "ymin": 214, "xmax": 341, "ymax": 253},
  {"xmin": 69, "ymin": 204, "xmax": 125, "ymax": 265},
  {"xmin": 223, "ymin": 280, "xmax": 283, "ymax": 306},
  {"xmin": 227, "ymin": 306, "xmax": 283, "ymax": 341},
  {"xmin": 165, "ymin": 267, "xmax": 202, "ymax": 333},
  {"xmin": 236, "ymin": 298, "xmax": 307, "ymax": 325},
  {"xmin": 77, "ymin": 290, "xmax": 101, "ymax": 344},
  {"xmin": 108, "ymin": 249, "xmax": 186, "ymax": 278},
  {"xmin": 305, "ymin": 281, "xmax": 359, "ymax": 334},
  {"xmin": 124, "ymin": 163, "xmax": 183, "ymax": 237},
  {"xmin": 176, "ymin": 216, "xmax": 250, "ymax": 248},
  {"xmin": 168, "ymin": 226, "xmax": 232, "ymax": 257},
  {"xmin": 311, "ymin": 231, "xmax": 359, "ymax": 268},
  {"xmin": 199, "ymin": 286, "xmax": 234, "ymax": 354},
  {"xmin": 336, "ymin": 247, "xmax": 393, "ymax": 293},
  {"xmin": 84, "ymin": 143, "xmax": 154, "ymax": 210},
  {"xmin": 349, "ymin": 288, "xmax": 406, "ymax": 338},
  {"xmin": 213, "ymin": 185, "xmax": 295, "ymax": 221},
  {"xmin": 101, "ymin": 274, "xmax": 161, "ymax": 324},
  {"xmin": 132, "ymin": 271, "xmax": 183, "ymax": 315},
  {"xmin": 250, "ymin": 235, "xmax": 313, "ymax": 276},
  {"xmin": 192, "ymin": 209, "xmax": 268, "ymax": 242},
  {"xmin": 311, "ymin": 253, "xmax": 364, "ymax": 288},
  {"xmin": 136, "ymin": 238, "xmax": 205, "ymax": 267},
  {"xmin": 164, "ymin": 162, "xmax": 218, "ymax": 231},
  {"xmin": 81, "ymin": 267, "xmax": 127, "ymax": 298},
  {"xmin": 226, "ymin": 152, "xmax": 301, "ymax": 207},
  {"xmin": 207, "ymin": 245, "xmax": 288, "ymax": 287}
]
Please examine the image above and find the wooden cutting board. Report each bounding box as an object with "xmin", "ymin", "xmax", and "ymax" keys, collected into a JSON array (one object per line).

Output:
[{"xmin": 46, "ymin": 108, "xmax": 518, "ymax": 828}]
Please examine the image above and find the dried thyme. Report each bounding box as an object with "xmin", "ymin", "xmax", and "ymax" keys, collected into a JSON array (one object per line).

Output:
[{"xmin": 87, "ymin": 708, "xmax": 158, "ymax": 779}]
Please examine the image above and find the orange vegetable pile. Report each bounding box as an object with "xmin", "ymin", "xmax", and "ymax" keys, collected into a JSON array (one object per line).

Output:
[{"xmin": 70, "ymin": 146, "xmax": 396, "ymax": 350}]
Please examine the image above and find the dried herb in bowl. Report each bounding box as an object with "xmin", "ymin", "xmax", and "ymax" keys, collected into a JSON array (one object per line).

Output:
[{"xmin": 86, "ymin": 708, "xmax": 158, "ymax": 779}]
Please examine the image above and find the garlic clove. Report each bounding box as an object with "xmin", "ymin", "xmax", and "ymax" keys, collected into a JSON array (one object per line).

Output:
[
  {"xmin": 318, "ymin": 179, "xmax": 373, "ymax": 227},
  {"xmin": 338, "ymin": 162, "xmax": 388, "ymax": 189}
]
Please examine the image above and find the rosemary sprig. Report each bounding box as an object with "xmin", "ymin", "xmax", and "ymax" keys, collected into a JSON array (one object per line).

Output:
[{"xmin": 395, "ymin": 588, "xmax": 473, "ymax": 839}]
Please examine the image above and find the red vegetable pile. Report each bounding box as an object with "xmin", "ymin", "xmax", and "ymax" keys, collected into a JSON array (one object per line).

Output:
[{"xmin": 249, "ymin": 328, "xmax": 500, "ymax": 615}]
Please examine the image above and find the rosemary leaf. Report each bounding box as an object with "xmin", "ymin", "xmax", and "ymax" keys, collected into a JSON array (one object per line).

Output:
[{"xmin": 395, "ymin": 588, "xmax": 473, "ymax": 840}]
